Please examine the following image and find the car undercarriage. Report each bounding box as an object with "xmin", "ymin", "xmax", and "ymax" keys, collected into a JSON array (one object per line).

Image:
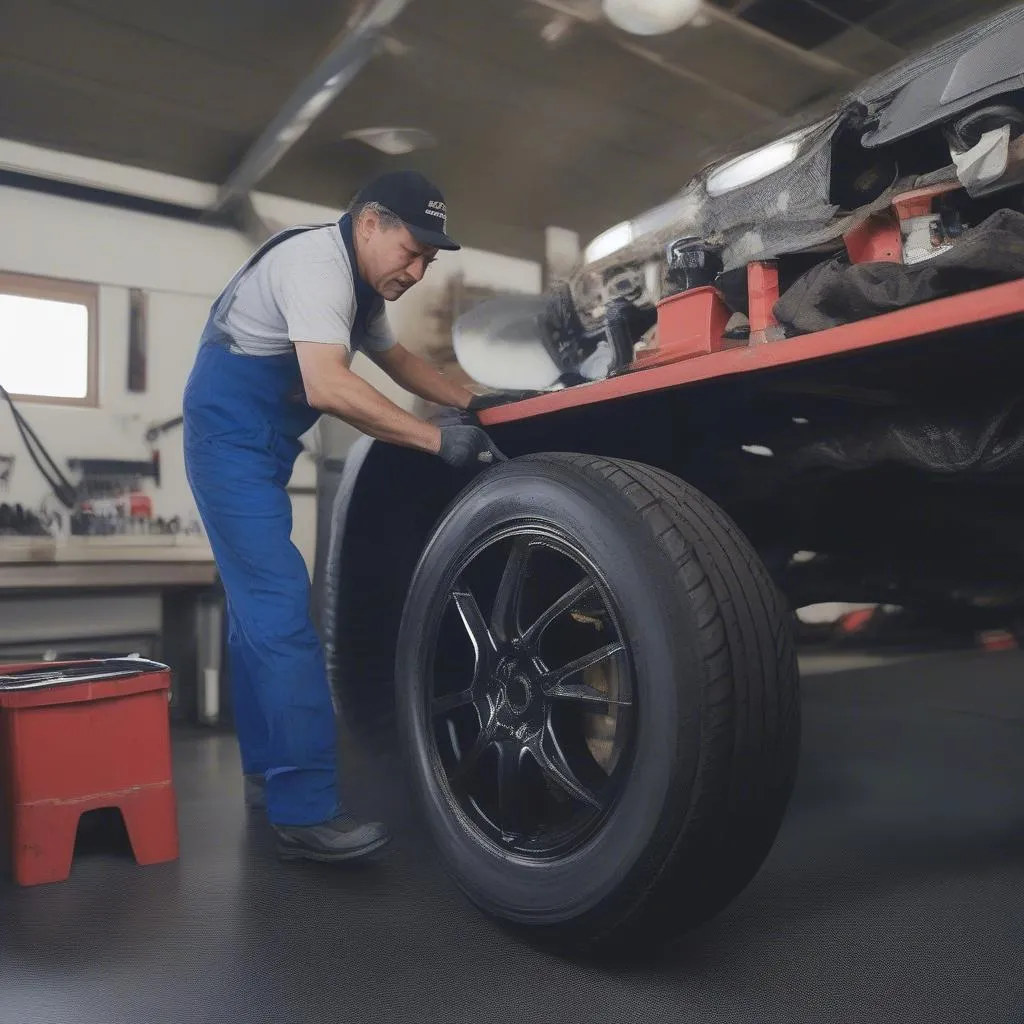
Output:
[{"xmin": 316, "ymin": 6, "xmax": 1024, "ymax": 956}]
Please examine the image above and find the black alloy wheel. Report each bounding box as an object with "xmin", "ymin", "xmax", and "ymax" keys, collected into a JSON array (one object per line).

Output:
[{"xmin": 427, "ymin": 526, "xmax": 636, "ymax": 861}]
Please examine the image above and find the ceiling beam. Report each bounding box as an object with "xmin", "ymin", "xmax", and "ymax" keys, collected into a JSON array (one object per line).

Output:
[
  {"xmin": 212, "ymin": 0, "xmax": 413, "ymax": 215},
  {"xmin": 612, "ymin": 37, "xmax": 780, "ymax": 121},
  {"xmin": 703, "ymin": 5, "xmax": 864, "ymax": 80},
  {"xmin": 797, "ymin": 0, "xmax": 909, "ymax": 59},
  {"xmin": 530, "ymin": 0, "xmax": 865, "ymax": 81},
  {"xmin": 528, "ymin": 0, "xmax": 782, "ymax": 122}
]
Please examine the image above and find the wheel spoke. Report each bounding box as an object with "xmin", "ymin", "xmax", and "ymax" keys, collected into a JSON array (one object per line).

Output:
[
  {"xmin": 431, "ymin": 687, "xmax": 475, "ymax": 718},
  {"xmin": 431, "ymin": 530, "xmax": 638, "ymax": 858},
  {"xmin": 541, "ymin": 642, "xmax": 626, "ymax": 692},
  {"xmin": 496, "ymin": 740, "xmax": 529, "ymax": 842},
  {"xmin": 449, "ymin": 718, "xmax": 497, "ymax": 788},
  {"xmin": 491, "ymin": 538, "xmax": 531, "ymax": 642},
  {"xmin": 544, "ymin": 680, "xmax": 633, "ymax": 707},
  {"xmin": 521, "ymin": 578, "xmax": 597, "ymax": 647},
  {"xmin": 452, "ymin": 585, "xmax": 497, "ymax": 682},
  {"xmin": 528, "ymin": 728, "xmax": 601, "ymax": 809}
]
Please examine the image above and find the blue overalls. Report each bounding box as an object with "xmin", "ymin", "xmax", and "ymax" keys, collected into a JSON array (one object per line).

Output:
[{"xmin": 182, "ymin": 214, "xmax": 382, "ymax": 827}]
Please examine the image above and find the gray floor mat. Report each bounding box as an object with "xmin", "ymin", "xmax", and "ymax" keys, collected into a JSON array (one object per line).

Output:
[{"xmin": 3, "ymin": 650, "xmax": 1024, "ymax": 1023}]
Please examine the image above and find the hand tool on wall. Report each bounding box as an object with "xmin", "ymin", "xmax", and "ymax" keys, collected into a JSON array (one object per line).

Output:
[{"xmin": 144, "ymin": 415, "xmax": 183, "ymax": 444}]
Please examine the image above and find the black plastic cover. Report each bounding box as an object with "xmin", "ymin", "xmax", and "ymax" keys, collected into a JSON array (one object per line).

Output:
[
  {"xmin": 773, "ymin": 208, "xmax": 1024, "ymax": 335},
  {"xmin": 859, "ymin": 9, "xmax": 1024, "ymax": 148},
  {"xmin": 787, "ymin": 397, "xmax": 1024, "ymax": 476}
]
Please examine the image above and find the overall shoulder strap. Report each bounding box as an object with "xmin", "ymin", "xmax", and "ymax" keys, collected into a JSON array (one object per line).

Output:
[
  {"xmin": 211, "ymin": 223, "xmax": 332, "ymax": 326},
  {"xmin": 337, "ymin": 214, "xmax": 385, "ymax": 341}
]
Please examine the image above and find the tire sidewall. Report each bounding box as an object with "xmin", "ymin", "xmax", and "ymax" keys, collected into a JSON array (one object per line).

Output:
[{"xmin": 396, "ymin": 458, "xmax": 708, "ymax": 925}]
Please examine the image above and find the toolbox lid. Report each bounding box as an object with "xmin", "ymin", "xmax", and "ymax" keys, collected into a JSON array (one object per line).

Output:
[{"xmin": 0, "ymin": 656, "xmax": 170, "ymax": 692}]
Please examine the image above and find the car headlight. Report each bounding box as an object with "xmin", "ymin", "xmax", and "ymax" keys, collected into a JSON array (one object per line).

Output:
[
  {"xmin": 705, "ymin": 125, "xmax": 818, "ymax": 197},
  {"xmin": 583, "ymin": 221, "xmax": 635, "ymax": 264}
]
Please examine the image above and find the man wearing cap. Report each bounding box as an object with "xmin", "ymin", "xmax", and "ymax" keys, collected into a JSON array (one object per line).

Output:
[{"xmin": 182, "ymin": 170, "xmax": 503, "ymax": 863}]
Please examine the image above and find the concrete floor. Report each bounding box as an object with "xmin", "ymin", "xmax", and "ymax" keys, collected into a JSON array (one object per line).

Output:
[{"xmin": 3, "ymin": 650, "xmax": 1024, "ymax": 1023}]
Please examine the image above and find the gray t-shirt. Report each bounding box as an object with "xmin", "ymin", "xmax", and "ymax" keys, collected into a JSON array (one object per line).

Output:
[{"xmin": 217, "ymin": 224, "xmax": 395, "ymax": 358}]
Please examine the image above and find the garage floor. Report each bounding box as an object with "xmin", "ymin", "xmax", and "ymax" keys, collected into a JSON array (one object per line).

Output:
[{"xmin": 3, "ymin": 650, "xmax": 1024, "ymax": 1023}]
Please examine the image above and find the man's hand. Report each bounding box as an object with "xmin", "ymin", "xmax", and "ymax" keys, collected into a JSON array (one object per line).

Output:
[
  {"xmin": 431, "ymin": 390, "xmax": 547, "ymax": 431},
  {"xmin": 438, "ymin": 425, "xmax": 507, "ymax": 469},
  {"xmin": 467, "ymin": 390, "xmax": 545, "ymax": 411}
]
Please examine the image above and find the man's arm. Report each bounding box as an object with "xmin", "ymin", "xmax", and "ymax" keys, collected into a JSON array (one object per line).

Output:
[
  {"xmin": 294, "ymin": 342, "xmax": 442, "ymax": 454},
  {"xmin": 370, "ymin": 343, "xmax": 475, "ymax": 411}
]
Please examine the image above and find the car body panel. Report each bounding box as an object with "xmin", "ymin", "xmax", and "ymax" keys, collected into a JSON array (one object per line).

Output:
[
  {"xmin": 574, "ymin": 7, "xmax": 1024, "ymax": 318},
  {"xmin": 861, "ymin": 17, "xmax": 1024, "ymax": 147}
]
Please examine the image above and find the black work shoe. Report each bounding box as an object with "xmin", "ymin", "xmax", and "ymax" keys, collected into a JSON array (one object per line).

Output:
[
  {"xmin": 244, "ymin": 773, "xmax": 266, "ymax": 810},
  {"xmin": 273, "ymin": 813, "xmax": 391, "ymax": 863}
]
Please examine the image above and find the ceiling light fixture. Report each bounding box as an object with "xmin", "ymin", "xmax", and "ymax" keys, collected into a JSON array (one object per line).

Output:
[
  {"xmin": 602, "ymin": 0, "xmax": 702, "ymax": 35},
  {"xmin": 342, "ymin": 127, "xmax": 438, "ymax": 155}
]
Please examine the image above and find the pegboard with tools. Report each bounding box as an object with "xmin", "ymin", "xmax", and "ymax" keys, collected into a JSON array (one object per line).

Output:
[{"xmin": 66, "ymin": 454, "xmax": 198, "ymax": 538}]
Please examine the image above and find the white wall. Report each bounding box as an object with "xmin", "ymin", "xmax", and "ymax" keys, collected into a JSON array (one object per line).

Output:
[
  {"xmin": 0, "ymin": 184, "xmax": 252, "ymax": 530},
  {"xmin": 0, "ymin": 150, "xmax": 542, "ymax": 571}
]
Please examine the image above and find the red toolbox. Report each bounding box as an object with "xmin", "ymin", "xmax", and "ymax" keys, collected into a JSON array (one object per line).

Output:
[{"xmin": 0, "ymin": 657, "xmax": 179, "ymax": 886}]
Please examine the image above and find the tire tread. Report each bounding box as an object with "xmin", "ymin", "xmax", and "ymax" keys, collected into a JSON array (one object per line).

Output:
[{"xmin": 525, "ymin": 454, "xmax": 800, "ymax": 950}]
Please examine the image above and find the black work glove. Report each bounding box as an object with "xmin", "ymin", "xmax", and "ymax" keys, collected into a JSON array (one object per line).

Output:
[
  {"xmin": 467, "ymin": 390, "xmax": 545, "ymax": 411},
  {"xmin": 438, "ymin": 425, "xmax": 507, "ymax": 469},
  {"xmin": 431, "ymin": 405, "xmax": 479, "ymax": 428},
  {"xmin": 431, "ymin": 392, "xmax": 545, "ymax": 429}
]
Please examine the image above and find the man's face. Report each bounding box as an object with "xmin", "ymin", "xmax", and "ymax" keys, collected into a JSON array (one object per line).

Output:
[{"xmin": 357, "ymin": 211, "xmax": 438, "ymax": 300}]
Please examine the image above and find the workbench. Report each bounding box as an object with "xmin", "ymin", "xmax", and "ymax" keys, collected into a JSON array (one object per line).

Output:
[
  {"xmin": 0, "ymin": 536, "xmax": 217, "ymax": 591},
  {"xmin": 0, "ymin": 537, "xmax": 223, "ymax": 726}
]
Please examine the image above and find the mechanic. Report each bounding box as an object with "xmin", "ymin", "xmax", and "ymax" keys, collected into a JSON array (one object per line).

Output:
[{"xmin": 182, "ymin": 170, "xmax": 504, "ymax": 864}]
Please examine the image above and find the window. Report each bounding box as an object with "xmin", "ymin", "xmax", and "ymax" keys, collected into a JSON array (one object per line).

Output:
[{"xmin": 0, "ymin": 271, "xmax": 98, "ymax": 406}]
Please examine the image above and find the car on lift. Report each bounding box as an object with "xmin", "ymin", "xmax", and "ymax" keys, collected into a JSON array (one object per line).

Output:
[{"xmin": 315, "ymin": 6, "xmax": 1024, "ymax": 954}]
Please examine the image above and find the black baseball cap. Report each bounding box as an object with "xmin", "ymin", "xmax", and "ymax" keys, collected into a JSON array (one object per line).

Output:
[{"xmin": 352, "ymin": 170, "xmax": 461, "ymax": 251}]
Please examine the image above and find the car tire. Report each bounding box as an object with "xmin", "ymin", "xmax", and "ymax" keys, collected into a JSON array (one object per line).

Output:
[{"xmin": 395, "ymin": 453, "xmax": 800, "ymax": 953}]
